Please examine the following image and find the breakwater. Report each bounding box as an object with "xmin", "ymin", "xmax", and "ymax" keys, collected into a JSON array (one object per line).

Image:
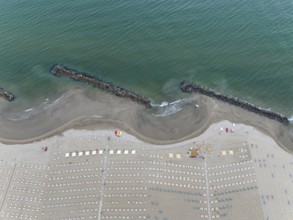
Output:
[
  {"xmin": 50, "ymin": 64, "xmax": 152, "ymax": 108},
  {"xmin": 180, "ymin": 81, "xmax": 289, "ymax": 125},
  {"xmin": 0, "ymin": 88, "xmax": 14, "ymax": 101}
]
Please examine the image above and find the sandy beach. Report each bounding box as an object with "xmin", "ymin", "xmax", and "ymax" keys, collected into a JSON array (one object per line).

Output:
[
  {"xmin": 0, "ymin": 120, "xmax": 292, "ymax": 219},
  {"xmin": 0, "ymin": 88, "xmax": 293, "ymax": 219},
  {"xmin": 0, "ymin": 88, "xmax": 292, "ymax": 154},
  {"xmin": 1, "ymin": 0, "xmax": 293, "ymax": 218}
]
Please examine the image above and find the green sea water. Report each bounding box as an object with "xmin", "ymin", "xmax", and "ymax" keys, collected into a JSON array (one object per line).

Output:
[{"xmin": 0, "ymin": 0, "xmax": 293, "ymax": 118}]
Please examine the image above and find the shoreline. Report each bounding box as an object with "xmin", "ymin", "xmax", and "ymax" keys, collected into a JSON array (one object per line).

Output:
[
  {"xmin": 180, "ymin": 81, "xmax": 289, "ymax": 125},
  {"xmin": 51, "ymin": 64, "xmax": 152, "ymax": 108},
  {"xmin": 0, "ymin": 87, "xmax": 292, "ymax": 154}
]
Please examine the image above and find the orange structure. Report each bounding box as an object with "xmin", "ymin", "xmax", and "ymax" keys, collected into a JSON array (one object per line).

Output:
[
  {"xmin": 188, "ymin": 149, "xmax": 198, "ymax": 158},
  {"xmin": 115, "ymin": 130, "xmax": 122, "ymax": 137}
]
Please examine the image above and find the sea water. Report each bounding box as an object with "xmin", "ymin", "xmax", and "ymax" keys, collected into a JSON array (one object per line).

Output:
[{"xmin": 0, "ymin": 0, "xmax": 293, "ymax": 117}]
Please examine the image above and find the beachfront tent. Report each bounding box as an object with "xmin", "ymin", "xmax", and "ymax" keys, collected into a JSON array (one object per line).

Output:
[
  {"xmin": 115, "ymin": 130, "xmax": 122, "ymax": 137},
  {"xmin": 188, "ymin": 149, "xmax": 198, "ymax": 157}
]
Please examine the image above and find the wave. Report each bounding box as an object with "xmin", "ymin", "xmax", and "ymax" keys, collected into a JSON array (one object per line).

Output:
[
  {"xmin": 289, "ymin": 116, "xmax": 293, "ymax": 123},
  {"xmin": 150, "ymin": 101, "xmax": 169, "ymax": 108},
  {"xmin": 24, "ymin": 108, "xmax": 35, "ymax": 112},
  {"xmin": 2, "ymin": 95, "xmax": 67, "ymax": 121},
  {"xmin": 151, "ymin": 97, "xmax": 197, "ymax": 117}
]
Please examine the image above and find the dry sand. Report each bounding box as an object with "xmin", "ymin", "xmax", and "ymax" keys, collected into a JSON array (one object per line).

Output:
[{"xmin": 0, "ymin": 120, "xmax": 292, "ymax": 220}]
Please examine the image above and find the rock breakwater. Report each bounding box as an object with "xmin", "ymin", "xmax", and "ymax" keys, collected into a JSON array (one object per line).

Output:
[
  {"xmin": 180, "ymin": 81, "xmax": 289, "ymax": 125},
  {"xmin": 0, "ymin": 88, "xmax": 14, "ymax": 101},
  {"xmin": 50, "ymin": 64, "xmax": 152, "ymax": 108}
]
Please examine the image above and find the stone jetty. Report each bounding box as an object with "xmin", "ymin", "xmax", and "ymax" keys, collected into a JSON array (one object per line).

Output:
[
  {"xmin": 180, "ymin": 81, "xmax": 289, "ymax": 125},
  {"xmin": 0, "ymin": 88, "xmax": 14, "ymax": 101},
  {"xmin": 50, "ymin": 64, "xmax": 152, "ymax": 108}
]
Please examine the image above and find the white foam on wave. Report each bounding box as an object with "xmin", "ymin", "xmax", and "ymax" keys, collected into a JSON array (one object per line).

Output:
[
  {"xmin": 91, "ymin": 115, "xmax": 103, "ymax": 119},
  {"xmin": 151, "ymin": 97, "xmax": 196, "ymax": 117},
  {"xmin": 24, "ymin": 108, "xmax": 35, "ymax": 112},
  {"xmin": 2, "ymin": 94, "xmax": 68, "ymax": 121},
  {"xmin": 151, "ymin": 101, "xmax": 169, "ymax": 108},
  {"xmin": 289, "ymin": 116, "xmax": 293, "ymax": 122},
  {"xmin": 153, "ymin": 102, "xmax": 183, "ymax": 117}
]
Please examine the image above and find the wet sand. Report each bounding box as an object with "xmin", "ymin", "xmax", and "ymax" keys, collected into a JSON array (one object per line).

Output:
[{"xmin": 0, "ymin": 88, "xmax": 292, "ymax": 154}]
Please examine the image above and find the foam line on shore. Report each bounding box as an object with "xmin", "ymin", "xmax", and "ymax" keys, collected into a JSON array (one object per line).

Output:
[
  {"xmin": 151, "ymin": 97, "xmax": 196, "ymax": 117},
  {"xmin": 0, "ymin": 87, "xmax": 292, "ymax": 155},
  {"xmin": 1, "ymin": 93, "xmax": 68, "ymax": 121}
]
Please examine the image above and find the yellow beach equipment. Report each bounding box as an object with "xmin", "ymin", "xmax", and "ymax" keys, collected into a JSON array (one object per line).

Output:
[{"xmin": 188, "ymin": 149, "xmax": 198, "ymax": 158}]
